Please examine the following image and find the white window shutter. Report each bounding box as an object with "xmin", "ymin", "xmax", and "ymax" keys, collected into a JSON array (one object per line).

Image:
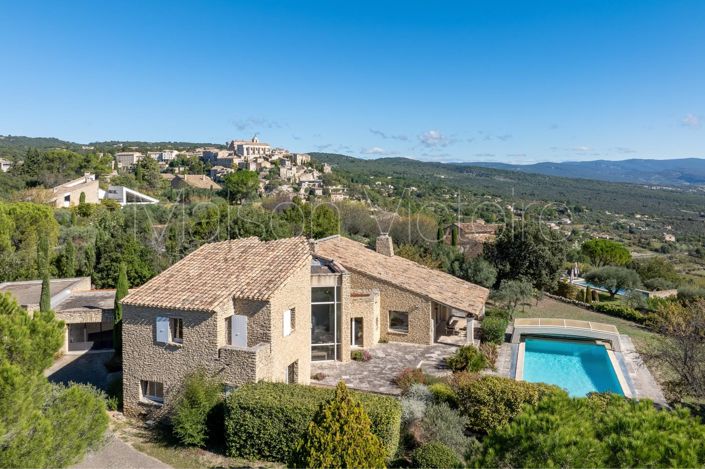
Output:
[
  {"xmin": 156, "ymin": 317, "xmax": 169, "ymax": 343},
  {"xmin": 283, "ymin": 309, "xmax": 291, "ymax": 337}
]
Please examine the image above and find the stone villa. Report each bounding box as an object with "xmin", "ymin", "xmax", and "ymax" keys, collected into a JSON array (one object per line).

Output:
[{"xmin": 120, "ymin": 235, "xmax": 488, "ymax": 416}]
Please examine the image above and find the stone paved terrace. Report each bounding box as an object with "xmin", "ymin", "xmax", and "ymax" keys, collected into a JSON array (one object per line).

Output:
[{"xmin": 311, "ymin": 342, "xmax": 459, "ymax": 395}]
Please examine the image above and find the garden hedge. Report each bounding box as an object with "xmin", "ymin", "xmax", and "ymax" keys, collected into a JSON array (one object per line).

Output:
[
  {"xmin": 224, "ymin": 382, "xmax": 401, "ymax": 462},
  {"xmin": 592, "ymin": 302, "xmax": 647, "ymax": 324}
]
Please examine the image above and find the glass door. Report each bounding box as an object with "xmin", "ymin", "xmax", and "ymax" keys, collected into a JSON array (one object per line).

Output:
[{"xmin": 351, "ymin": 318, "xmax": 363, "ymax": 347}]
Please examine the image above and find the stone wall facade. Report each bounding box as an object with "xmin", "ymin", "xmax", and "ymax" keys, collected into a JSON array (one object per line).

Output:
[
  {"xmin": 122, "ymin": 260, "xmax": 312, "ymax": 417},
  {"xmin": 347, "ymin": 270, "xmax": 433, "ymax": 345}
]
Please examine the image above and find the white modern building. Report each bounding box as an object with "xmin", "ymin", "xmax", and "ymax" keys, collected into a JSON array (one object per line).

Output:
[{"xmin": 104, "ymin": 186, "xmax": 159, "ymax": 206}]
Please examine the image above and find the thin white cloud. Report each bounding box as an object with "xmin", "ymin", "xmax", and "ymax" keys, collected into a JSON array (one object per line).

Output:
[
  {"xmin": 232, "ymin": 117, "xmax": 283, "ymax": 132},
  {"xmin": 682, "ymin": 113, "xmax": 701, "ymax": 129},
  {"xmin": 369, "ymin": 129, "xmax": 409, "ymax": 141},
  {"xmin": 572, "ymin": 146, "xmax": 592, "ymax": 152},
  {"xmin": 363, "ymin": 146, "xmax": 387, "ymax": 155},
  {"xmin": 419, "ymin": 129, "xmax": 453, "ymax": 147}
]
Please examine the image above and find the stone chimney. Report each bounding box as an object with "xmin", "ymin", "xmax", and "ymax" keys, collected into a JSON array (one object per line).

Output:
[{"xmin": 376, "ymin": 234, "xmax": 394, "ymax": 257}]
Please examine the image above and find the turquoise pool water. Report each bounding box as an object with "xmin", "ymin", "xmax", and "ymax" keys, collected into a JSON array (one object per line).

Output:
[{"xmin": 522, "ymin": 338, "xmax": 623, "ymax": 396}]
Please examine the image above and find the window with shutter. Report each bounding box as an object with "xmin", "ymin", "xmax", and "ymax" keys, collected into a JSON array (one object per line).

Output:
[{"xmin": 156, "ymin": 317, "xmax": 169, "ymax": 343}]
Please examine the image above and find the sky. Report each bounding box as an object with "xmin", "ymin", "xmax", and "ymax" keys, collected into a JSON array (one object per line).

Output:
[{"xmin": 1, "ymin": 0, "xmax": 703, "ymax": 164}]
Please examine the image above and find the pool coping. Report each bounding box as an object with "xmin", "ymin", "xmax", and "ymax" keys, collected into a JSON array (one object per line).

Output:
[{"xmin": 514, "ymin": 337, "xmax": 633, "ymax": 398}]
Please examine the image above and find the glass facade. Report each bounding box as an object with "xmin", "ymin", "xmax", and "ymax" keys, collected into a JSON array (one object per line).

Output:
[{"xmin": 311, "ymin": 285, "xmax": 341, "ymax": 361}]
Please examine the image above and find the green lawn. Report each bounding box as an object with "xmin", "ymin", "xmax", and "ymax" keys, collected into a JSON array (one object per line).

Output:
[{"xmin": 513, "ymin": 297, "xmax": 661, "ymax": 354}]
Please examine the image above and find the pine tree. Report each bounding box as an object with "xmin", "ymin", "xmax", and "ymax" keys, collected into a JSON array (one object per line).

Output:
[
  {"xmin": 291, "ymin": 381, "xmax": 387, "ymax": 468},
  {"xmin": 113, "ymin": 263, "xmax": 129, "ymax": 358}
]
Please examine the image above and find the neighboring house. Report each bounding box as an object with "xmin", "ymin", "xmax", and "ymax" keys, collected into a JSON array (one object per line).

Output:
[
  {"xmin": 147, "ymin": 150, "xmax": 178, "ymax": 162},
  {"xmin": 0, "ymin": 277, "xmax": 115, "ymax": 353},
  {"xmin": 170, "ymin": 174, "xmax": 222, "ymax": 191},
  {"xmin": 444, "ymin": 221, "xmax": 501, "ymax": 257},
  {"xmin": 115, "ymin": 152, "xmax": 143, "ymax": 169},
  {"xmin": 49, "ymin": 173, "xmax": 100, "ymax": 208},
  {"xmin": 120, "ymin": 234, "xmax": 488, "ymax": 415},
  {"xmin": 0, "ymin": 158, "xmax": 11, "ymax": 172},
  {"xmin": 121, "ymin": 237, "xmax": 312, "ymax": 416},
  {"xmin": 104, "ymin": 185, "xmax": 159, "ymax": 206}
]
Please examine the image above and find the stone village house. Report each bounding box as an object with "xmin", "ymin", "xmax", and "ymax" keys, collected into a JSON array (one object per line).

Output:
[{"xmin": 121, "ymin": 235, "xmax": 488, "ymax": 416}]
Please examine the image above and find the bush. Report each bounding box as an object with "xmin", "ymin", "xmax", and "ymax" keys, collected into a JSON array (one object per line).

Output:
[
  {"xmin": 312, "ymin": 372, "xmax": 326, "ymax": 381},
  {"xmin": 412, "ymin": 441, "xmax": 462, "ymax": 469},
  {"xmin": 479, "ymin": 343, "xmax": 498, "ymax": 367},
  {"xmin": 394, "ymin": 368, "xmax": 440, "ymax": 394},
  {"xmin": 105, "ymin": 375, "xmax": 122, "ymax": 411},
  {"xmin": 453, "ymin": 374, "xmax": 565, "ymax": 432},
  {"xmin": 291, "ymin": 382, "xmax": 386, "ymax": 468},
  {"xmin": 481, "ymin": 316, "xmax": 508, "ymax": 344},
  {"xmin": 351, "ymin": 350, "xmax": 372, "ymax": 362},
  {"xmin": 406, "ymin": 384, "xmax": 433, "ymax": 403},
  {"xmin": 554, "ymin": 280, "xmax": 580, "ymax": 300},
  {"xmin": 473, "ymin": 393, "xmax": 705, "ymax": 468},
  {"xmin": 225, "ymin": 382, "xmax": 401, "ymax": 462},
  {"xmin": 485, "ymin": 307, "xmax": 511, "ymax": 321},
  {"xmin": 428, "ymin": 382, "xmax": 458, "ymax": 408},
  {"xmin": 401, "ymin": 396, "xmax": 428, "ymax": 426},
  {"xmin": 593, "ymin": 302, "xmax": 646, "ymax": 324},
  {"xmin": 171, "ymin": 370, "xmax": 223, "ymax": 447},
  {"xmin": 418, "ymin": 403, "xmax": 470, "ymax": 458},
  {"xmin": 678, "ymin": 286, "xmax": 705, "ymax": 301},
  {"xmin": 446, "ymin": 346, "xmax": 489, "ymax": 372}
]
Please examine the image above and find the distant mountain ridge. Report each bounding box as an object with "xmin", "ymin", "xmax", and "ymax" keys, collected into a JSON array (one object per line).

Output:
[{"xmin": 467, "ymin": 158, "xmax": 705, "ymax": 186}]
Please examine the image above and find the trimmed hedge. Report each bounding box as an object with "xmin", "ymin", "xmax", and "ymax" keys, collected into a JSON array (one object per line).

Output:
[
  {"xmin": 224, "ymin": 382, "xmax": 401, "ymax": 462},
  {"xmin": 592, "ymin": 302, "xmax": 646, "ymax": 324}
]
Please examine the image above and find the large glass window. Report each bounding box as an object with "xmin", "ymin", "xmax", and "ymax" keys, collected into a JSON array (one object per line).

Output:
[
  {"xmin": 311, "ymin": 285, "xmax": 341, "ymax": 361},
  {"xmin": 389, "ymin": 311, "xmax": 409, "ymax": 334}
]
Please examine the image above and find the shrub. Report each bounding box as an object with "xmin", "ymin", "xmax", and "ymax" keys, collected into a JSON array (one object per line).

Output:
[
  {"xmin": 446, "ymin": 346, "xmax": 489, "ymax": 372},
  {"xmin": 678, "ymin": 286, "xmax": 705, "ymax": 301},
  {"xmin": 428, "ymin": 382, "xmax": 458, "ymax": 408},
  {"xmin": 481, "ymin": 316, "xmax": 508, "ymax": 344},
  {"xmin": 225, "ymin": 382, "xmax": 401, "ymax": 462},
  {"xmin": 171, "ymin": 370, "xmax": 222, "ymax": 447},
  {"xmin": 593, "ymin": 302, "xmax": 646, "ymax": 324},
  {"xmin": 453, "ymin": 374, "xmax": 565, "ymax": 432},
  {"xmin": 479, "ymin": 343, "xmax": 498, "ymax": 367},
  {"xmin": 485, "ymin": 307, "xmax": 511, "ymax": 321},
  {"xmin": 394, "ymin": 368, "xmax": 427, "ymax": 394},
  {"xmin": 312, "ymin": 372, "xmax": 326, "ymax": 381},
  {"xmin": 401, "ymin": 396, "xmax": 428, "ymax": 425},
  {"xmin": 418, "ymin": 403, "xmax": 470, "ymax": 458},
  {"xmin": 406, "ymin": 384, "xmax": 433, "ymax": 403},
  {"xmin": 473, "ymin": 393, "xmax": 705, "ymax": 468},
  {"xmin": 43, "ymin": 383, "xmax": 110, "ymax": 468},
  {"xmin": 105, "ymin": 376, "xmax": 122, "ymax": 411},
  {"xmin": 554, "ymin": 280, "xmax": 580, "ymax": 300},
  {"xmin": 412, "ymin": 442, "xmax": 462, "ymax": 469},
  {"xmin": 351, "ymin": 350, "xmax": 372, "ymax": 362},
  {"xmin": 291, "ymin": 382, "xmax": 386, "ymax": 468}
]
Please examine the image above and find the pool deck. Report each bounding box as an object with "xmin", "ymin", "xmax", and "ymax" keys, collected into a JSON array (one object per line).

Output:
[{"xmin": 491, "ymin": 334, "xmax": 667, "ymax": 406}]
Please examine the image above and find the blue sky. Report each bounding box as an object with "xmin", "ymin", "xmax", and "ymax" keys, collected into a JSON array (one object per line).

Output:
[{"xmin": 1, "ymin": 0, "xmax": 703, "ymax": 163}]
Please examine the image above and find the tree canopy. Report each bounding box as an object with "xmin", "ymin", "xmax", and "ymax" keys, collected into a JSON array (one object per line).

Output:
[
  {"xmin": 484, "ymin": 224, "xmax": 568, "ymax": 291},
  {"xmin": 583, "ymin": 266, "xmax": 641, "ymax": 299},
  {"xmin": 222, "ymin": 170, "xmax": 259, "ymax": 204},
  {"xmin": 581, "ymin": 239, "xmax": 632, "ymax": 267}
]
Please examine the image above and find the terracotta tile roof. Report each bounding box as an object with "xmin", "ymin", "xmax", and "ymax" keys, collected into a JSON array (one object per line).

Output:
[
  {"xmin": 122, "ymin": 237, "xmax": 310, "ymax": 311},
  {"xmin": 313, "ymin": 236, "xmax": 489, "ymax": 316},
  {"xmin": 173, "ymin": 174, "xmax": 222, "ymax": 190}
]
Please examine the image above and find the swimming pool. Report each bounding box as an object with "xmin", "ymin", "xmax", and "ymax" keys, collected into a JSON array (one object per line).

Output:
[{"xmin": 521, "ymin": 338, "xmax": 624, "ymax": 396}]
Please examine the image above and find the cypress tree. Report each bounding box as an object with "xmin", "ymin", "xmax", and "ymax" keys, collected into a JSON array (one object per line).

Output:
[
  {"xmin": 585, "ymin": 286, "xmax": 592, "ymax": 304},
  {"xmin": 38, "ymin": 232, "xmax": 51, "ymax": 313},
  {"xmin": 436, "ymin": 226, "xmax": 444, "ymax": 244},
  {"xmin": 113, "ymin": 263, "xmax": 129, "ymax": 358},
  {"xmin": 451, "ymin": 225, "xmax": 459, "ymax": 247}
]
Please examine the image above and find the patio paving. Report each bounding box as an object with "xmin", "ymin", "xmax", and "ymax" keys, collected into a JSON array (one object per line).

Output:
[{"xmin": 311, "ymin": 342, "xmax": 459, "ymax": 395}]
